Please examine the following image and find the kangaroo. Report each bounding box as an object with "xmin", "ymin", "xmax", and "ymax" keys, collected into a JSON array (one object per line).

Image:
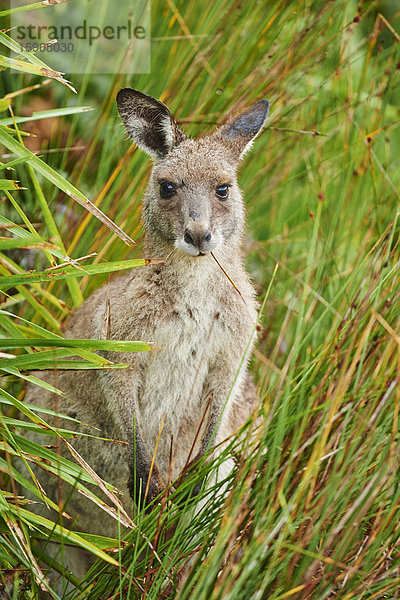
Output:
[{"xmin": 24, "ymin": 90, "xmax": 270, "ymax": 550}]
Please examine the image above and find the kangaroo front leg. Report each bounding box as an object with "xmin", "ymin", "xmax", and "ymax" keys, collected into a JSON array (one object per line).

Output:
[
  {"xmin": 182, "ymin": 361, "xmax": 248, "ymax": 496},
  {"xmin": 128, "ymin": 420, "xmax": 165, "ymax": 510},
  {"xmin": 98, "ymin": 369, "xmax": 164, "ymax": 511},
  {"xmin": 202, "ymin": 359, "xmax": 249, "ymax": 454}
]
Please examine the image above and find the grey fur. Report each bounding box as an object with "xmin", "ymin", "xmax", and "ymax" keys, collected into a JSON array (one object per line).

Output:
[{"xmin": 24, "ymin": 90, "xmax": 269, "ymax": 566}]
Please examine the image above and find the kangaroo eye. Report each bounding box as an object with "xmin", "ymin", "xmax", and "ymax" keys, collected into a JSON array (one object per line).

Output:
[
  {"xmin": 159, "ymin": 181, "xmax": 176, "ymax": 199},
  {"xmin": 216, "ymin": 184, "xmax": 230, "ymax": 199}
]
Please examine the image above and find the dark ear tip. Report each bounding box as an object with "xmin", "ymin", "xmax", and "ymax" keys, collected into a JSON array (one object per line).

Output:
[
  {"xmin": 116, "ymin": 88, "xmax": 140, "ymax": 107},
  {"xmin": 256, "ymin": 99, "xmax": 270, "ymax": 117},
  {"xmin": 116, "ymin": 88, "xmax": 175, "ymax": 119},
  {"xmin": 117, "ymin": 88, "xmax": 158, "ymax": 108}
]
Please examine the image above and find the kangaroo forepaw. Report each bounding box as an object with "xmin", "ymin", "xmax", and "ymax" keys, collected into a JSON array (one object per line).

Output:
[
  {"xmin": 174, "ymin": 454, "xmax": 206, "ymax": 503},
  {"xmin": 129, "ymin": 468, "xmax": 164, "ymax": 512}
]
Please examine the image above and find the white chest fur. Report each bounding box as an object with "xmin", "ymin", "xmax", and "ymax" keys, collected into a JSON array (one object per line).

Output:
[{"xmin": 138, "ymin": 299, "xmax": 224, "ymax": 476}]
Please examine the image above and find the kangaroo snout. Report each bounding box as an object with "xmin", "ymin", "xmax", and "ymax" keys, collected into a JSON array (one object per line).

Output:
[{"xmin": 183, "ymin": 226, "xmax": 213, "ymax": 255}]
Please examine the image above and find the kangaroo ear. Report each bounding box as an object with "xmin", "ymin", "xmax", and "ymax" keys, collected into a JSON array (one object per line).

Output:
[
  {"xmin": 116, "ymin": 88, "xmax": 186, "ymax": 159},
  {"xmin": 214, "ymin": 100, "xmax": 270, "ymax": 159}
]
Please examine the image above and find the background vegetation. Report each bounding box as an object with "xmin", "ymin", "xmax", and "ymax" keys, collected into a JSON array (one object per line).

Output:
[{"xmin": 0, "ymin": 0, "xmax": 399, "ymax": 597}]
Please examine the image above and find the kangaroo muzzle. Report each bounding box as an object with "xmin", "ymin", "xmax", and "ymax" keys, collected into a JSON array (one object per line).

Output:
[{"xmin": 183, "ymin": 225, "xmax": 213, "ymax": 255}]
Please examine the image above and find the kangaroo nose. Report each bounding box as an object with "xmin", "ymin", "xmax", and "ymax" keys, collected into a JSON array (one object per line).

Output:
[{"xmin": 184, "ymin": 229, "xmax": 212, "ymax": 250}]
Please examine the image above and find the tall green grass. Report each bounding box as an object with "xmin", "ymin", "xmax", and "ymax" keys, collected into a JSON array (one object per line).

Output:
[{"xmin": 1, "ymin": 0, "xmax": 399, "ymax": 597}]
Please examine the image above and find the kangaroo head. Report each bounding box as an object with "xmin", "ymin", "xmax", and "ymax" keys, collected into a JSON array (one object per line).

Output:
[{"xmin": 117, "ymin": 89, "xmax": 269, "ymax": 257}]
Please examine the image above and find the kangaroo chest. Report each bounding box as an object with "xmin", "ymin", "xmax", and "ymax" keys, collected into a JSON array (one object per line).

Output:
[
  {"xmin": 137, "ymin": 301, "xmax": 223, "ymax": 454},
  {"xmin": 96, "ymin": 264, "xmax": 254, "ymax": 479}
]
